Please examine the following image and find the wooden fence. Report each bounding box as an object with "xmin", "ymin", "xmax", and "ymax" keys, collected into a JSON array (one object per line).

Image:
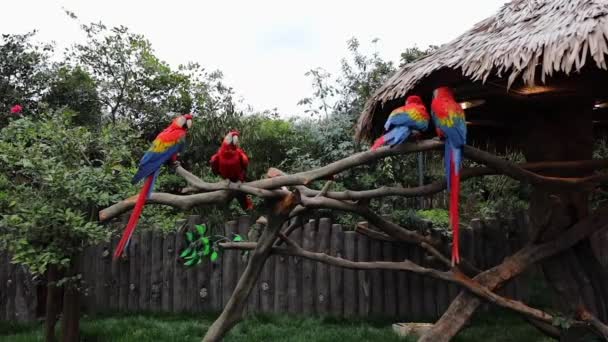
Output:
[{"xmin": 0, "ymin": 213, "xmax": 531, "ymax": 322}]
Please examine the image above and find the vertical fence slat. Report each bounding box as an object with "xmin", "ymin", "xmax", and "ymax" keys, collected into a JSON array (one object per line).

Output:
[
  {"xmin": 370, "ymin": 237, "xmax": 384, "ymax": 316},
  {"xmin": 186, "ymin": 216, "xmax": 201, "ymax": 312},
  {"xmin": 222, "ymin": 220, "xmax": 239, "ymax": 310},
  {"xmin": 330, "ymin": 224, "xmax": 344, "ymax": 317},
  {"xmin": 110, "ymin": 236, "xmax": 120, "ymax": 311},
  {"xmin": 343, "ymin": 230, "xmax": 358, "ymax": 317},
  {"xmin": 408, "ymin": 241, "xmax": 423, "ymax": 321},
  {"xmin": 357, "ymin": 232, "xmax": 370, "ymax": 317},
  {"xmin": 153, "ymin": 233, "xmax": 166, "ymax": 312},
  {"xmin": 396, "ymin": 243, "xmax": 410, "ymax": 320},
  {"xmin": 382, "ymin": 240, "xmax": 397, "ymax": 317},
  {"xmin": 173, "ymin": 226, "xmax": 186, "ymax": 313},
  {"xmin": 274, "ymin": 222, "xmax": 289, "ymax": 314},
  {"xmin": 139, "ymin": 230, "xmax": 152, "ymax": 312},
  {"xmin": 431, "ymin": 228, "xmax": 448, "ymax": 317},
  {"xmin": 301, "ymin": 220, "xmax": 316, "ymax": 314},
  {"xmin": 128, "ymin": 234, "xmax": 140, "ymax": 312},
  {"xmin": 287, "ymin": 226, "xmax": 303, "ymax": 314},
  {"xmin": 81, "ymin": 246, "xmax": 95, "ymax": 313},
  {"xmin": 162, "ymin": 232, "xmax": 175, "ymax": 312},
  {"xmin": 419, "ymin": 221, "xmax": 436, "ymax": 320},
  {"xmin": 315, "ymin": 218, "xmax": 331, "ymax": 315},
  {"xmin": 0, "ymin": 251, "xmax": 7, "ymax": 321},
  {"xmin": 98, "ymin": 241, "xmax": 111, "ymax": 313},
  {"xmin": 5, "ymin": 256, "xmax": 15, "ymax": 321},
  {"xmin": 209, "ymin": 233, "xmax": 223, "ymax": 312},
  {"xmin": 259, "ymin": 249, "xmax": 275, "ymax": 313},
  {"xmin": 119, "ymin": 247, "xmax": 130, "ymax": 312}
]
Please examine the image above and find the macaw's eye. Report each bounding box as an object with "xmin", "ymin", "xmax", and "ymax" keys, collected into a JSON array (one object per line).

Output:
[
  {"xmin": 224, "ymin": 135, "xmax": 232, "ymax": 144},
  {"xmin": 232, "ymin": 135, "xmax": 238, "ymax": 145}
]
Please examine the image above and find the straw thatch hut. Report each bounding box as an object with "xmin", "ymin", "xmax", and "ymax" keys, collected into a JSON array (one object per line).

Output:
[
  {"xmin": 356, "ymin": 0, "xmax": 608, "ymax": 149},
  {"xmin": 354, "ymin": 0, "xmax": 608, "ymax": 334}
]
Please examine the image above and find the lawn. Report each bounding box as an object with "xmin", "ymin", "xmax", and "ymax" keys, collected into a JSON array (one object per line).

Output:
[{"xmin": 0, "ymin": 309, "xmax": 554, "ymax": 342}]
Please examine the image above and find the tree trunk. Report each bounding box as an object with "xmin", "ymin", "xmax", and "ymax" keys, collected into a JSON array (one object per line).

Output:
[
  {"xmin": 524, "ymin": 99, "xmax": 608, "ymax": 332},
  {"xmin": 61, "ymin": 255, "xmax": 81, "ymax": 342},
  {"xmin": 202, "ymin": 195, "xmax": 296, "ymax": 342},
  {"xmin": 45, "ymin": 265, "xmax": 61, "ymax": 342}
]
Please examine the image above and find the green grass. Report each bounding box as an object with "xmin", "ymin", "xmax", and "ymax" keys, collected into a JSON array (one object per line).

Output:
[{"xmin": 0, "ymin": 309, "xmax": 554, "ymax": 342}]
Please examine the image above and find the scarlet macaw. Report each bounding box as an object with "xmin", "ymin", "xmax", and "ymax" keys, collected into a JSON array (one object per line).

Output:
[
  {"xmin": 371, "ymin": 95, "xmax": 430, "ymax": 150},
  {"xmin": 210, "ymin": 130, "xmax": 253, "ymax": 210},
  {"xmin": 431, "ymin": 86, "xmax": 466, "ymax": 265},
  {"xmin": 113, "ymin": 114, "xmax": 193, "ymax": 260}
]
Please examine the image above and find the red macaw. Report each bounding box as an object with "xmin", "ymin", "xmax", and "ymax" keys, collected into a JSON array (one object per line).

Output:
[
  {"xmin": 371, "ymin": 95, "xmax": 430, "ymax": 150},
  {"xmin": 431, "ymin": 86, "xmax": 467, "ymax": 265},
  {"xmin": 210, "ymin": 130, "xmax": 254, "ymax": 210},
  {"xmin": 113, "ymin": 114, "xmax": 193, "ymax": 260}
]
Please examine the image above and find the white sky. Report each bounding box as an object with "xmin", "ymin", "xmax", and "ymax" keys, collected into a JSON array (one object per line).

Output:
[{"xmin": 1, "ymin": 0, "xmax": 507, "ymax": 117}]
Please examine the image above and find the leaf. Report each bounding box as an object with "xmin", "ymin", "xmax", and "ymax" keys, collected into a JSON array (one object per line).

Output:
[
  {"xmin": 195, "ymin": 224, "xmax": 207, "ymax": 236},
  {"xmin": 184, "ymin": 258, "xmax": 196, "ymax": 266},
  {"xmin": 210, "ymin": 251, "xmax": 219, "ymax": 262},
  {"xmin": 233, "ymin": 234, "xmax": 243, "ymax": 242},
  {"xmin": 185, "ymin": 250, "xmax": 198, "ymax": 260},
  {"xmin": 179, "ymin": 247, "xmax": 192, "ymax": 258},
  {"xmin": 201, "ymin": 237, "xmax": 209, "ymax": 245},
  {"xmin": 203, "ymin": 244, "xmax": 211, "ymax": 256},
  {"xmin": 186, "ymin": 232, "xmax": 194, "ymax": 242}
]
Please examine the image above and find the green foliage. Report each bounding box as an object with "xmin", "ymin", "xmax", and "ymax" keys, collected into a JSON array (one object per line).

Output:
[
  {"xmin": 180, "ymin": 223, "xmax": 244, "ymax": 266},
  {"xmin": 417, "ymin": 209, "xmax": 450, "ymax": 230},
  {"xmin": 45, "ymin": 66, "xmax": 102, "ymax": 128},
  {"xmin": 0, "ymin": 110, "xmax": 138, "ymax": 275},
  {"xmin": 0, "ymin": 32, "xmax": 53, "ymax": 124}
]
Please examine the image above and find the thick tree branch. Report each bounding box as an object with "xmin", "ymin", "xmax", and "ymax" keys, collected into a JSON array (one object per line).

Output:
[{"xmin": 420, "ymin": 204, "xmax": 608, "ymax": 342}]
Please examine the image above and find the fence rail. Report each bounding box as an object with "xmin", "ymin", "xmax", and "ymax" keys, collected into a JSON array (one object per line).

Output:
[{"xmin": 0, "ymin": 213, "xmax": 531, "ymax": 322}]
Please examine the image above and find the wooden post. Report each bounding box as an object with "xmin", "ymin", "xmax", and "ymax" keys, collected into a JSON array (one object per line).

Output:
[
  {"xmin": 343, "ymin": 230, "xmax": 358, "ymax": 316},
  {"xmin": 119, "ymin": 246, "xmax": 130, "ymax": 312},
  {"xmin": 97, "ymin": 241, "xmax": 111, "ymax": 313},
  {"xmin": 395, "ymin": 243, "xmax": 410, "ymax": 320},
  {"xmin": 274, "ymin": 221, "xmax": 289, "ymax": 313},
  {"xmin": 408, "ymin": 240, "xmax": 423, "ymax": 321},
  {"xmin": 287, "ymin": 225, "xmax": 303, "ymax": 314},
  {"xmin": 139, "ymin": 230, "xmax": 152, "ymax": 311},
  {"xmin": 128, "ymin": 234, "xmax": 140, "ymax": 311},
  {"xmin": 316, "ymin": 218, "xmax": 332, "ymax": 315},
  {"xmin": 382, "ymin": 240, "xmax": 397, "ymax": 317},
  {"xmin": 357, "ymin": 233, "xmax": 371, "ymax": 317},
  {"xmin": 302, "ymin": 220, "xmax": 316, "ymax": 314},
  {"xmin": 370, "ymin": 235, "xmax": 384, "ymax": 316},
  {"xmin": 222, "ymin": 220, "xmax": 239, "ymax": 310},
  {"xmin": 173, "ymin": 226, "xmax": 187, "ymax": 313},
  {"xmin": 110, "ymin": 236, "xmax": 119, "ymax": 311},
  {"xmin": 0, "ymin": 251, "xmax": 7, "ymax": 321},
  {"xmin": 162, "ymin": 232, "xmax": 175, "ymax": 312},
  {"xmin": 329, "ymin": 224, "xmax": 344, "ymax": 316}
]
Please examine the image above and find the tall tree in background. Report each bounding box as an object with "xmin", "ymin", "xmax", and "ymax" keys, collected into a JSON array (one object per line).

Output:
[{"xmin": 0, "ymin": 32, "xmax": 53, "ymax": 123}]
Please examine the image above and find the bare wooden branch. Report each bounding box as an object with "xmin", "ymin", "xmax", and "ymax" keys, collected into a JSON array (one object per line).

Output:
[{"xmin": 420, "ymin": 204, "xmax": 608, "ymax": 342}]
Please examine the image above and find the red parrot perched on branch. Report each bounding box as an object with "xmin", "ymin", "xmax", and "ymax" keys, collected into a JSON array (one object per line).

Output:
[
  {"xmin": 371, "ymin": 95, "xmax": 430, "ymax": 150},
  {"xmin": 210, "ymin": 130, "xmax": 254, "ymax": 210},
  {"xmin": 113, "ymin": 114, "xmax": 193, "ymax": 260},
  {"xmin": 431, "ymin": 86, "xmax": 467, "ymax": 266}
]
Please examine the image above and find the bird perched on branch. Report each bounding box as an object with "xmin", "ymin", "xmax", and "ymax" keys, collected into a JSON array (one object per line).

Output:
[
  {"xmin": 431, "ymin": 86, "xmax": 467, "ymax": 265},
  {"xmin": 371, "ymin": 95, "xmax": 430, "ymax": 151},
  {"xmin": 113, "ymin": 113, "xmax": 193, "ymax": 260},
  {"xmin": 210, "ymin": 130, "xmax": 254, "ymax": 210}
]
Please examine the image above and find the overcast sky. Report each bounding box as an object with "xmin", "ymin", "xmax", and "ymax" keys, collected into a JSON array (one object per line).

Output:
[{"xmin": 1, "ymin": 0, "xmax": 507, "ymax": 117}]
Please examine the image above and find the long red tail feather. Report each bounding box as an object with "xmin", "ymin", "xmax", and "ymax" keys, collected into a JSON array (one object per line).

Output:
[
  {"xmin": 113, "ymin": 175, "xmax": 154, "ymax": 260},
  {"xmin": 371, "ymin": 136, "xmax": 385, "ymax": 151},
  {"xmin": 450, "ymin": 151, "xmax": 461, "ymax": 265}
]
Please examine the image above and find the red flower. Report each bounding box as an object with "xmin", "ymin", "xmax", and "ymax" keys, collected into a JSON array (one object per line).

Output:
[{"xmin": 10, "ymin": 104, "xmax": 23, "ymax": 114}]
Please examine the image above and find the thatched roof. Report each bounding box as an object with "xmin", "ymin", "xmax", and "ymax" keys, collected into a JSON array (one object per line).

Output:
[{"xmin": 356, "ymin": 0, "xmax": 608, "ymax": 142}]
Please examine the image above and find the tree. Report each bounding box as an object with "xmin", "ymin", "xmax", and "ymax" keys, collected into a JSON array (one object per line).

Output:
[
  {"xmin": 45, "ymin": 66, "xmax": 102, "ymax": 128},
  {"xmin": 99, "ymin": 140, "xmax": 608, "ymax": 341},
  {"xmin": 0, "ymin": 110, "xmax": 138, "ymax": 341},
  {"xmin": 0, "ymin": 32, "xmax": 53, "ymax": 125}
]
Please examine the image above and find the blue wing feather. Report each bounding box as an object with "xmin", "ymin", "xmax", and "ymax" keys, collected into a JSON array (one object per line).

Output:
[
  {"xmin": 383, "ymin": 126, "xmax": 411, "ymax": 147},
  {"xmin": 384, "ymin": 114, "xmax": 417, "ymax": 131},
  {"xmin": 131, "ymin": 143, "xmax": 182, "ymax": 184}
]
